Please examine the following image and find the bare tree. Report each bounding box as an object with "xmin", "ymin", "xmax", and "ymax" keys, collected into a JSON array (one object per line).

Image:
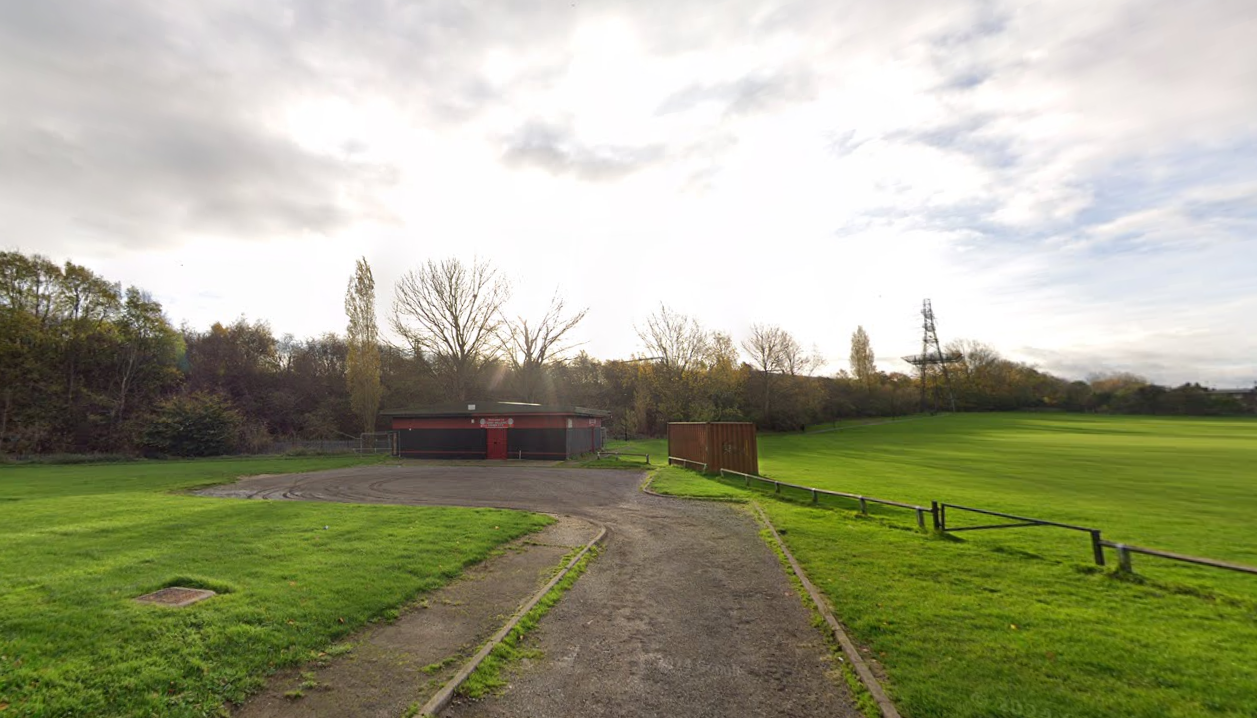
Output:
[
  {"xmin": 502, "ymin": 292, "xmax": 589, "ymax": 402},
  {"xmin": 742, "ymin": 323, "xmax": 788, "ymax": 414},
  {"xmin": 345, "ymin": 257, "xmax": 382, "ymax": 434},
  {"xmin": 635, "ymin": 304, "xmax": 709, "ymax": 373},
  {"xmin": 391, "ymin": 257, "xmax": 510, "ymax": 401},
  {"xmin": 779, "ymin": 333, "xmax": 824, "ymax": 377}
]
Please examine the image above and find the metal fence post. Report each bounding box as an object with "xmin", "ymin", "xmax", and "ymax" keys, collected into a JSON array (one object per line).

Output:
[
  {"xmin": 931, "ymin": 501, "xmax": 941, "ymax": 530},
  {"xmin": 915, "ymin": 508, "xmax": 925, "ymax": 529},
  {"xmin": 774, "ymin": 481, "xmax": 780, "ymax": 494},
  {"xmin": 1090, "ymin": 530, "xmax": 1106, "ymax": 567},
  {"xmin": 812, "ymin": 489, "xmax": 818, "ymax": 504},
  {"xmin": 858, "ymin": 497, "xmax": 867, "ymax": 514},
  {"xmin": 1116, "ymin": 544, "xmax": 1132, "ymax": 573}
]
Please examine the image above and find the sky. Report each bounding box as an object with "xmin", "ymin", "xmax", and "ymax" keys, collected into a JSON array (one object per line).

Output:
[{"xmin": 3, "ymin": 0, "xmax": 1255, "ymax": 386}]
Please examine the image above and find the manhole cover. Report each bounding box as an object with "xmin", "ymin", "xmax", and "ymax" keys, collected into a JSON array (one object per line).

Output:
[{"xmin": 135, "ymin": 587, "xmax": 216, "ymax": 607}]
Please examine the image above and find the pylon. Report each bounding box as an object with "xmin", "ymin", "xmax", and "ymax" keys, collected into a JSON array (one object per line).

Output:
[{"xmin": 901, "ymin": 299, "xmax": 961, "ymax": 412}]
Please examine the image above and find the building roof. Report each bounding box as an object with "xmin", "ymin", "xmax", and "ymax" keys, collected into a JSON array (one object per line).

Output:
[{"xmin": 382, "ymin": 401, "xmax": 611, "ymax": 418}]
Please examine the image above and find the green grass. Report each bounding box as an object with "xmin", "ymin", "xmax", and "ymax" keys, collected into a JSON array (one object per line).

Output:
[
  {"xmin": 768, "ymin": 499, "xmax": 1257, "ymax": 718},
  {"xmin": 568, "ymin": 454, "xmax": 652, "ymax": 470},
  {"xmin": 0, "ymin": 456, "xmax": 551, "ymax": 717},
  {"xmin": 647, "ymin": 465, "xmax": 748, "ymax": 501},
  {"xmin": 618, "ymin": 414, "xmax": 1257, "ymax": 589},
  {"xmin": 644, "ymin": 413, "xmax": 1257, "ymax": 718}
]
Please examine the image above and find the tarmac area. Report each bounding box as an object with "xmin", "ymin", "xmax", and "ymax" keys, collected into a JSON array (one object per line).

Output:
[{"xmin": 201, "ymin": 465, "xmax": 857, "ymax": 717}]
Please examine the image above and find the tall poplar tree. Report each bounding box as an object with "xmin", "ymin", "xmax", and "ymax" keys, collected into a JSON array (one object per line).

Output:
[
  {"xmin": 849, "ymin": 325, "xmax": 876, "ymax": 390},
  {"xmin": 345, "ymin": 257, "xmax": 382, "ymax": 434}
]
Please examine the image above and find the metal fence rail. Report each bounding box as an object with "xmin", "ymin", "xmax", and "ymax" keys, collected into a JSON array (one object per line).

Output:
[
  {"xmin": 668, "ymin": 456, "xmax": 708, "ymax": 471},
  {"xmin": 719, "ymin": 468, "xmax": 934, "ymax": 529},
  {"xmin": 1100, "ymin": 540, "xmax": 1257, "ymax": 576},
  {"xmin": 597, "ymin": 450, "xmax": 651, "ymax": 464},
  {"xmin": 661, "ymin": 464, "xmax": 1257, "ymax": 580},
  {"xmin": 936, "ymin": 502, "xmax": 1106, "ymax": 566}
]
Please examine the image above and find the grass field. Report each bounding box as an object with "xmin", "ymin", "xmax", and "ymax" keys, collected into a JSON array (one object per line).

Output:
[
  {"xmin": 639, "ymin": 412, "xmax": 1257, "ymax": 718},
  {"xmin": 0, "ymin": 456, "xmax": 550, "ymax": 717},
  {"xmin": 620, "ymin": 413, "xmax": 1257, "ymax": 586}
]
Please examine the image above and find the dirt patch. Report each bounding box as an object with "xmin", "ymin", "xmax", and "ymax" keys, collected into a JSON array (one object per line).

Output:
[{"xmin": 135, "ymin": 587, "xmax": 215, "ymax": 607}]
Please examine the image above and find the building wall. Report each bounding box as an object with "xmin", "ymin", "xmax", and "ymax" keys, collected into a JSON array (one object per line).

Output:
[
  {"xmin": 565, "ymin": 427, "xmax": 600, "ymax": 457},
  {"xmin": 392, "ymin": 415, "xmax": 571, "ymax": 430},
  {"xmin": 391, "ymin": 414, "xmax": 604, "ymax": 460}
]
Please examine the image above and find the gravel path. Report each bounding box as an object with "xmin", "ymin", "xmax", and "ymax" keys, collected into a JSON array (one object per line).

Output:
[
  {"xmin": 202, "ymin": 465, "xmax": 857, "ymax": 717},
  {"xmin": 229, "ymin": 517, "xmax": 597, "ymax": 718}
]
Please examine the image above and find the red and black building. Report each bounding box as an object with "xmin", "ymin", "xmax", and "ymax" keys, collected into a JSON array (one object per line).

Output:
[{"xmin": 384, "ymin": 402, "xmax": 609, "ymax": 460}]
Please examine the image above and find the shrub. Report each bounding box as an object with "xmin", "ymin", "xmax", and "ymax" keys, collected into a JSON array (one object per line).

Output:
[{"xmin": 140, "ymin": 393, "xmax": 242, "ymax": 457}]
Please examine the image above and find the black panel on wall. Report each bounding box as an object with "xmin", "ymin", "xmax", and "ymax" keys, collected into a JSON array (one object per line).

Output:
[
  {"xmin": 398, "ymin": 428, "xmax": 486, "ymax": 459},
  {"xmin": 507, "ymin": 429, "xmax": 567, "ymax": 458}
]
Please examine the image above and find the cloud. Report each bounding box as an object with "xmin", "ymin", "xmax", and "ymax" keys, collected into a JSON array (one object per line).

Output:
[
  {"xmin": 499, "ymin": 119, "xmax": 667, "ymax": 181},
  {"xmin": 655, "ymin": 69, "xmax": 817, "ymax": 118},
  {"xmin": 0, "ymin": 1, "xmax": 398, "ymax": 253},
  {"xmin": 2, "ymin": 0, "xmax": 1254, "ymax": 387}
]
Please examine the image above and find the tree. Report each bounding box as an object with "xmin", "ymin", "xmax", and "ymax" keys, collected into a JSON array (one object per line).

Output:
[
  {"xmin": 849, "ymin": 326, "xmax": 876, "ymax": 390},
  {"xmin": 779, "ymin": 333, "xmax": 823, "ymax": 377},
  {"xmin": 184, "ymin": 318, "xmax": 279, "ymax": 418},
  {"xmin": 704, "ymin": 332, "xmax": 745, "ymax": 420},
  {"xmin": 502, "ymin": 291, "xmax": 588, "ymax": 402},
  {"xmin": 946, "ymin": 339, "xmax": 1003, "ymax": 409},
  {"xmin": 741, "ymin": 324, "xmax": 821, "ymax": 427},
  {"xmin": 0, "ymin": 251, "xmax": 62, "ymax": 327},
  {"xmin": 391, "ymin": 257, "xmax": 510, "ymax": 401},
  {"xmin": 345, "ymin": 257, "xmax": 382, "ymax": 434},
  {"xmin": 111, "ymin": 287, "xmax": 182, "ymax": 434},
  {"xmin": 742, "ymin": 324, "xmax": 788, "ymax": 414},
  {"xmin": 636, "ymin": 304, "xmax": 708, "ymax": 373}
]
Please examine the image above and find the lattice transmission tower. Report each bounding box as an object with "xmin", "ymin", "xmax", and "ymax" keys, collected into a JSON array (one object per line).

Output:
[{"xmin": 901, "ymin": 299, "xmax": 962, "ymax": 413}]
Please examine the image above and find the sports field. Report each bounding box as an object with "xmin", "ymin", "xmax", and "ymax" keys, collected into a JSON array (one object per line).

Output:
[
  {"xmin": 629, "ymin": 413, "xmax": 1257, "ymax": 581},
  {"xmin": 641, "ymin": 413, "xmax": 1257, "ymax": 718},
  {"xmin": 0, "ymin": 456, "xmax": 549, "ymax": 717}
]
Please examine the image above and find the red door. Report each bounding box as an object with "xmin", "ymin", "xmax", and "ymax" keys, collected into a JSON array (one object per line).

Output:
[{"xmin": 487, "ymin": 428, "xmax": 507, "ymax": 460}]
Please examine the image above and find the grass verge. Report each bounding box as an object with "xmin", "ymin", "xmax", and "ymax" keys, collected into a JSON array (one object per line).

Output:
[
  {"xmin": 755, "ymin": 520, "xmax": 882, "ymax": 718},
  {"xmin": 644, "ymin": 465, "xmax": 749, "ymax": 501},
  {"xmin": 649, "ymin": 465, "xmax": 1257, "ymax": 718},
  {"xmin": 570, "ymin": 454, "xmax": 652, "ymax": 470},
  {"xmin": 0, "ymin": 456, "xmax": 551, "ymax": 717}
]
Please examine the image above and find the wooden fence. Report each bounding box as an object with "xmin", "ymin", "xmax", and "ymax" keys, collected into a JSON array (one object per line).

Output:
[
  {"xmin": 698, "ymin": 467, "xmax": 1257, "ymax": 579},
  {"xmin": 719, "ymin": 468, "xmax": 932, "ymax": 529}
]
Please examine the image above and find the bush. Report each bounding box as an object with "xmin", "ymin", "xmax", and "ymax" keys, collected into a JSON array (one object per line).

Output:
[
  {"xmin": 0, "ymin": 453, "xmax": 135, "ymax": 465},
  {"xmin": 140, "ymin": 393, "xmax": 242, "ymax": 457}
]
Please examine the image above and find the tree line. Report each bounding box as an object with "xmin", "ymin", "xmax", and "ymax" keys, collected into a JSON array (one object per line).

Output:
[{"xmin": 1, "ymin": 250, "xmax": 1250, "ymax": 456}]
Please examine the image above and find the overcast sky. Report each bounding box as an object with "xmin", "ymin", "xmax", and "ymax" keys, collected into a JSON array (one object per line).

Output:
[{"xmin": 4, "ymin": 0, "xmax": 1255, "ymax": 386}]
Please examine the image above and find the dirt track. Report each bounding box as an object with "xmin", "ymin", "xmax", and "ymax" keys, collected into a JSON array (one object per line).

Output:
[{"xmin": 202, "ymin": 465, "xmax": 856, "ymax": 717}]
